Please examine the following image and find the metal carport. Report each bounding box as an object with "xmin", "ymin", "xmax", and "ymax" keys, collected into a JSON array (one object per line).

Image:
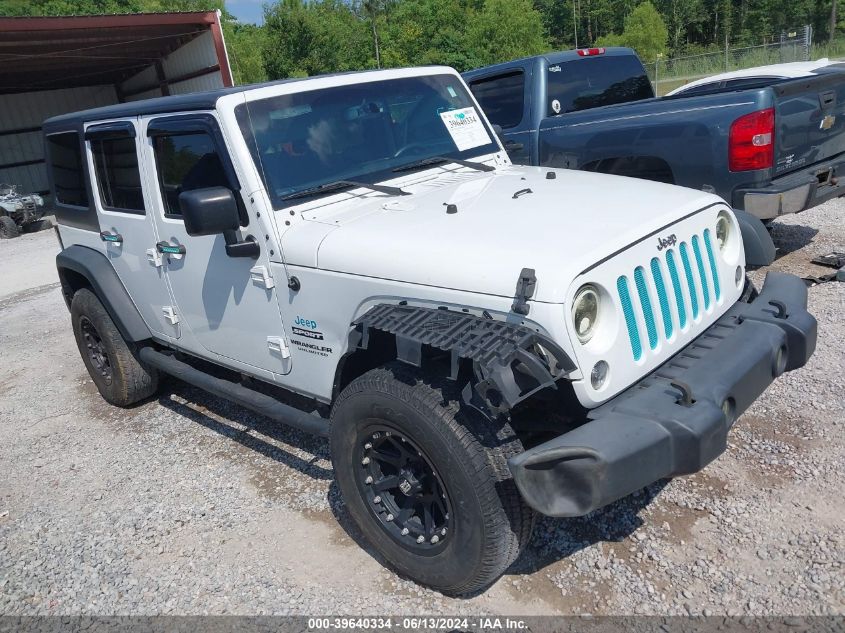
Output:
[{"xmin": 0, "ymin": 11, "xmax": 233, "ymax": 202}]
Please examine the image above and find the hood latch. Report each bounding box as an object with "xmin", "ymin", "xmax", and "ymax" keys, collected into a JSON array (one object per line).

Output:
[{"xmin": 511, "ymin": 268, "xmax": 537, "ymax": 316}]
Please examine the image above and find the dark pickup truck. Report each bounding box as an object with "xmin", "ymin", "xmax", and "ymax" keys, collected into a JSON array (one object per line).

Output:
[{"xmin": 464, "ymin": 48, "xmax": 845, "ymax": 260}]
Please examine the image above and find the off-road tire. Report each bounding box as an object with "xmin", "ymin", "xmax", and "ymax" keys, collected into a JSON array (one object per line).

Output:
[
  {"xmin": 330, "ymin": 361, "xmax": 534, "ymax": 596},
  {"xmin": 0, "ymin": 216, "xmax": 20, "ymax": 239},
  {"xmin": 70, "ymin": 288, "xmax": 159, "ymax": 406}
]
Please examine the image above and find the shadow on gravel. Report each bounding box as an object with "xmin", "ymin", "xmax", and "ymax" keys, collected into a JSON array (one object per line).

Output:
[
  {"xmin": 326, "ymin": 472, "xmax": 671, "ymax": 597},
  {"xmin": 508, "ymin": 479, "xmax": 669, "ymax": 577},
  {"xmin": 770, "ymin": 223, "xmax": 818, "ymax": 260},
  {"xmin": 156, "ymin": 379, "xmax": 332, "ymax": 480}
]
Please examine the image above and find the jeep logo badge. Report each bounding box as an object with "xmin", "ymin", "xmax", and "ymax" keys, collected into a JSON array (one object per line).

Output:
[{"xmin": 656, "ymin": 233, "xmax": 677, "ymax": 251}]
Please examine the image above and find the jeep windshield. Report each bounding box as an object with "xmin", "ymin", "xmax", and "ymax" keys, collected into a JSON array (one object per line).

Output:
[{"xmin": 235, "ymin": 74, "xmax": 500, "ymax": 208}]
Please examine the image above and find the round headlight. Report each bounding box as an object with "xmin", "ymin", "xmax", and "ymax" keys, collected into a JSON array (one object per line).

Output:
[
  {"xmin": 716, "ymin": 211, "xmax": 733, "ymax": 252},
  {"xmin": 572, "ymin": 284, "xmax": 600, "ymax": 344}
]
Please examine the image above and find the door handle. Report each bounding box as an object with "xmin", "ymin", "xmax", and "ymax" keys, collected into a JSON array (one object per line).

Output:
[
  {"xmin": 156, "ymin": 241, "xmax": 186, "ymax": 256},
  {"xmin": 100, "ymin": 231, "xmax": 123, "ymax": 244},
  {"xmin": 503, "ymin": 139, "xmax": 524, "ymax": 151}
]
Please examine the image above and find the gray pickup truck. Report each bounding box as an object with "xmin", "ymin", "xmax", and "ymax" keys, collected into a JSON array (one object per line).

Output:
[{"xmin": 464, "ymin": 48, "xmax": 845, "ymax": 253}]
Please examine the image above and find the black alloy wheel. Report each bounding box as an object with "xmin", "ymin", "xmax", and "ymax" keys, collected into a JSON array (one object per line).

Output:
[
  {"xmin": 355, "ymin": 425, "xmax": 452, "ymax": 553},
  {"xmin": 79, "ymin": 315, "xmax": 113, "ymax": 386}
]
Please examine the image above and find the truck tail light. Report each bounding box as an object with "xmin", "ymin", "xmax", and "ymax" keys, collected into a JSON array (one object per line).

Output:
[
  {"xmin": 729, "ymin": 108, "xmax": 775, "ymax": 171},
  {"xmin": 577, "ymin": 48, "xmax": 606, "ymax": 56}
]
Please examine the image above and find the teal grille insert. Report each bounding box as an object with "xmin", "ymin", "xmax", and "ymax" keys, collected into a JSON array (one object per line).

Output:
[
  {"xmin": 692, "ymin": 235, "xmax": 711, "ymax": 309},
  {"xmin": 679, "ymin": 242, "xmax": 700, "ymax": 318},
  {"xmin": 634, "ymin": 266, "xmax": 658, "ymax": 349},
  {"xmin": 650, "ymin": 257, "xmax": 673, "ymax": 339},
  {"xmin": 666, "ymin": 249, "xmax": 687, "ymax": 328},
  {"xmin": 617, "ymin": 275, "xmax": 642, "ymax": 361},
  {"xmin": 703, "ymin": 229, "xmax": 721, "ymax": 300}
]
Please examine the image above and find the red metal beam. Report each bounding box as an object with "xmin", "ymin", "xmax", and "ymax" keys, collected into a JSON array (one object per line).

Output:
[
  {"xmin": 208, "ymin": 11, "xmax": 234, "ymax": 87},
  {"xmin": 0, "ymin": 12, "xmax": 219, "ymax": 33}
]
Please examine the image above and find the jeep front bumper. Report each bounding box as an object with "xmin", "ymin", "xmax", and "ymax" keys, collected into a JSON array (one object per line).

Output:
[{"xmin": 508, "ymin": 271, "xmax": 816, "ymax": 517}]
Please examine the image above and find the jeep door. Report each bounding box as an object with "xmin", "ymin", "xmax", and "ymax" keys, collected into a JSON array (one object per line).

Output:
[
  {"xmin": 137, "ymin": 113, "xmax": 292, "ymax": 378},
  {"xmin": 83, "ymin": 120, "xmax": 180, "ymax": 340}
]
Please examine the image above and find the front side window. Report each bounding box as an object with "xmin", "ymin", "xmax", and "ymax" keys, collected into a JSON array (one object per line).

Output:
[
  {"xmin": 90, "ymin": 136, "xmax": 144, "ymax": 213},
  {"xmin": 152, "ymin": 132, "xmax": 229, "ymax": 217},
  {"xmin": 235, "ymin": 74, "xmax": 499, "ymax": 208},
  {"xmin": 47, "ymin": 132, "xmax": 88, "ymax": 207},
  {"xmin": 469, "ymin": 71, "xmax": 525, "ymax": 129}
]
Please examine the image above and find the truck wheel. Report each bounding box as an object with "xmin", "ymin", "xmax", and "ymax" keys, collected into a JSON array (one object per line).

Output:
[
  {"xmin": 70, "ymin": 288, "xmax": 159, "ymax": 407},
  {"xmin": 0, "ymin": 216, "xmax": 20, "ymax": 239},
  {"xmin": 330, "ymin": 361, "xmax": 534, "ymax": 595}
]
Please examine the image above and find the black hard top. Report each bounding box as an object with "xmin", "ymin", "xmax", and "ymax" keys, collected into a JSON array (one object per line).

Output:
[{"xmin": 42, "ymin": 72, "xmax": 350, "ymax": 132}]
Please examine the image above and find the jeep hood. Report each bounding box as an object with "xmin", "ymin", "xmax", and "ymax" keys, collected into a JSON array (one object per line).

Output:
[{"xmin": 289, "ymin": 166, "xmax": 723, "ymax": 304}]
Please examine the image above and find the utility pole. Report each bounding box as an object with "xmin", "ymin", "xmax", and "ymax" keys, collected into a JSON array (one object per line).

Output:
[
  {"xmin": 831, "ymin": 0, "xmax": 837, "ymax": 44},
  {"xmin": 573, "ymin": 0, "xmax": 579, "ymax": 49},
  {"xmin": 365, "ymin": 0, "xmax": 381, "ymax": 69},
  {"xmin": 372, "ymin": 19, "xmax": 381, "ymax": 68}
]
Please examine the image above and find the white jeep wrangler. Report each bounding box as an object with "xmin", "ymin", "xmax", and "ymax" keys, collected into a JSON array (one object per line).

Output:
[{"xmin": 46, "ymin": 67, "xmax": 816, "ymax": 595}]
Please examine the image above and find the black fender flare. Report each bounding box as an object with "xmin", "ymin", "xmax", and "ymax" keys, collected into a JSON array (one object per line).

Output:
[
  {"xmin": 56, "ymin": 245, "xmax": 152, "ymax": 342},
  {"xmin": 733, "ymin": 208, "xmax": 776, "ymax": 267},
  {"xmin": 349, "ymin": 303, "xmax": 577, "ymax": 416}
]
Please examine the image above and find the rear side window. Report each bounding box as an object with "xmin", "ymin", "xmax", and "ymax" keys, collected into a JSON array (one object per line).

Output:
[
  {"xmin": 469, "ymin": 71, "xmax": 525, "ymax": 129},
  {"xmin": 90, "ymin": 136, "xmax": 144, "ymax": 214},
  {"xmin": 546, "ymin": 56, "xmax": 653, "ymax": 115},
  {"xmin": 47, "ymin": 132, "xmax": 88, "ymax": 207},
  {"xmin": 152, "ymin": 132, "xmax": 229, "ymax": 217}
]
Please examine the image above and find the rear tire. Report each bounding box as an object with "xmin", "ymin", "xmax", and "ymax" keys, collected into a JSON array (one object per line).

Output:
[
  {"xmin": 0, "ymin": 216, "xmax": 20, "ymax": 239},
  {"xmin": 23, "ymin": 218, "xmax": 51, "ymax": 233},
  {"xmin": 71, "ymin": 288, "xmax": 159, "ymax": 406},
  {"xmin": 330, "ymin": 361, "xmax": 534, "ymax": 595}
]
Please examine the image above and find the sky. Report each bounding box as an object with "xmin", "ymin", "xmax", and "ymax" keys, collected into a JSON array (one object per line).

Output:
[{"xmin": 226, "ymin": 0, "xmax": 264, "ymax": 24}]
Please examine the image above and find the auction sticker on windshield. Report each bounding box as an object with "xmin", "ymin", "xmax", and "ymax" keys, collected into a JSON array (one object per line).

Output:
[{"xmin": 439, "ymin": 107, "xmax": 491, "ymax": 151}]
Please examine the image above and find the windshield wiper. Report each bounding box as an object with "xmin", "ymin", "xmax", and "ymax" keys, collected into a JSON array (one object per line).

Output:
[
  {"xmin": 392, "ymin": 156, "xmax": 495, "ymax": 173},
  {"xmin": 281, "ymin": 180, "xmax": 409, "ymax": 201}
]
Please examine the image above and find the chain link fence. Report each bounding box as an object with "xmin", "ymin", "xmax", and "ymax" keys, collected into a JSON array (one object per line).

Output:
[{"xmin": 646, "ymin": 27, "xmax": 815, "ymax": 95}]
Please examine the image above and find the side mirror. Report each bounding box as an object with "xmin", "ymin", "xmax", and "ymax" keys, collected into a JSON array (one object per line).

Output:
[
  {"xmin": 491, "ymin": 123, "xmax": 504, "ymax": 139},
  {"xmin": 179, "ymin": 187, "xmax": 240, "ymax": 236}
]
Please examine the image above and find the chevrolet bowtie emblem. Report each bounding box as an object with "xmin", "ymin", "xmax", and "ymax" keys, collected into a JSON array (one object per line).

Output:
[{"xmin": 820, "ymin": 114, "xmax": 836, "ymax": 130}]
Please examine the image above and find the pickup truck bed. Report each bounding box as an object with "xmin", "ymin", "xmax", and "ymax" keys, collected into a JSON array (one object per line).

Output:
[{"xmin": 464, "ymin": 49, "xmax": 845, "ymax": 222}]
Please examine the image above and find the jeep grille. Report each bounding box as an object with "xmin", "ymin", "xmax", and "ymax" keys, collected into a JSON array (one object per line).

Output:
[{"xmin": 617, "ymin": 229, "xmax": 722, "ymax": 361}]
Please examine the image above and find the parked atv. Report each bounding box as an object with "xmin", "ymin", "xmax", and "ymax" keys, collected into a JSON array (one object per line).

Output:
[{"xmin": 0, "ymin": 183, "xmax": 47, "ymax": 238}]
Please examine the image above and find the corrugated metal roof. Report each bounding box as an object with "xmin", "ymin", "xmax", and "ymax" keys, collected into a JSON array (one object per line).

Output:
[{"xmin": 0, "ymin": 12, "xmax": 221, "ymax": 93}]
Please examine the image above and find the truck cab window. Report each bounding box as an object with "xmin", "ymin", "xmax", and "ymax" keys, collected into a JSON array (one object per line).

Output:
[
  {"xmin": 90, "ymin": 136, "xmax": 144, "ymax": 214},
  {"xmin": 468, "ymin": 71, "xmax": 524, "ymax": 129},
  {"xmin": 152, "ymin": 132, "xmax": 229, "ymax": 217}
]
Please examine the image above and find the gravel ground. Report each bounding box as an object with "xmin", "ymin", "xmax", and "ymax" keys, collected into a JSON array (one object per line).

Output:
[{"xmin": 0, "ymin": 203, "xmax": 842, "ymax": 616}]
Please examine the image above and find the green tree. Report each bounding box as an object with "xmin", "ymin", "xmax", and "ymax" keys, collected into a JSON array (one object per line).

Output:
[
  {"xmin": 466, "ymin": 0, "xmax": 549, "ymax": 65},
  {"xmin": 597, "ymin": 1, "xmax": 668, "ymax": 61},
  {"xmin": 263, "ymin": 0, "xmax": 375, "ymax": 79},
  {"xmin": 224, "ymin": 22, "xmax": 268, "ymax": 84},
  {"xmin": 379, "ymin": 0, "xmax": 481, "ymax": 71}
]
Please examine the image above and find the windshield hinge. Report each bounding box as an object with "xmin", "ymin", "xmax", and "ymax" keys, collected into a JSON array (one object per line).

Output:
[
  {"xmin": 511, "ymin": 268, "xmax": 536, "ymax": 316},
  {"xmin": 250, "ymin": 265, "xmax": 276, "ymax": 289}
]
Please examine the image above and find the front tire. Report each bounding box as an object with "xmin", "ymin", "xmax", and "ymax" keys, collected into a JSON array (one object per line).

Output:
[
  {"xmin": 330, "ymin": 362, "xmax": 534, "ymax": 595},
  {"xmin": 71, "ymin": 288, "xmax": 159, "ymax": 406},
  {"xmin": 0, "ymin": 216, "xmax": 20, "ymax": 239}
]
